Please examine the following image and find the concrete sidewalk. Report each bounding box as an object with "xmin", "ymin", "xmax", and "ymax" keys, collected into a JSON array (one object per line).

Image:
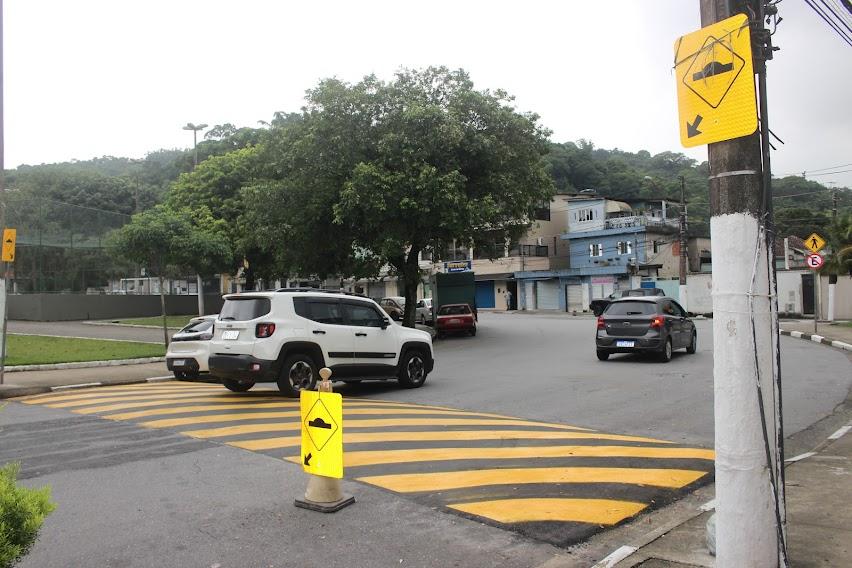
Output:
[
  {"xmin": 780, "ymin": 319, "xmax": 852, "ymax": 351},
  {"xmin": 0, "ymin": 362, "xmax": 173, "ymax": 398}
]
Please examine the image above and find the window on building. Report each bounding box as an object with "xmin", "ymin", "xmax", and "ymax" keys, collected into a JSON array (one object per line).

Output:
[
  {"xmin": 534, "ymin": 200, "xmax": 551, "ymax": 221},
  {"xmin": 589, "ymin": 243, "xmax": 603, "ymax": 257},
  {"xmin": 576, "ymin": 207, "xmax": 596, "ymax": 222},
  {"xmin": 616, "ymin": 241, "xmax": 632, "ymax": 255},
  {"xmin": 652, "ymin": 240, "xmax": 661, "ymax": 254}
]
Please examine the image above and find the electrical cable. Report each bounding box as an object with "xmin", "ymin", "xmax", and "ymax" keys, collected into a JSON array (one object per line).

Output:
[{"xmin": 803, "ymin": 0, "xmax": 852, "ymax": 45}]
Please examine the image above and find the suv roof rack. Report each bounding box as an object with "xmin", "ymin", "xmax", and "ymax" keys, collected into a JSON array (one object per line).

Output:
[{"xmin": 274, "ymin": 287, "xmax": 369, "ymax": 298}]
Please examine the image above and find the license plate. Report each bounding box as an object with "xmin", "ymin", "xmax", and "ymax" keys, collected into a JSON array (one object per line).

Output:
[
  {"xmin": 222, "ymin": 330, "xmax": 240, "ymax": 340},
  {"xmin": 448, "ymin": 319, "xmax": 461, "ymax": 324},
  {"xmin": 172, "ymin": 359, "xmax": 186, "ymax": 367},
  {"xmin": 616, "ymin": 340, "xmax": 635, "ymax": 348}
]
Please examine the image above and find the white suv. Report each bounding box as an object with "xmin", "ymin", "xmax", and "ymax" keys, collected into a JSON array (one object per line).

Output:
[{"xmin": 208, "ymin": 289, "xmax": 435, "ymax": 396}]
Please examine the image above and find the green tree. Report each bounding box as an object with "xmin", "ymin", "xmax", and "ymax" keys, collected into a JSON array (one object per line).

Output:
[
  {"xmin": 106, "ymin": 206, "xmax": 232, "ymax": 344},
  {"xmin": 247, "ymin": 67, "xmax": 554, "ymax": 326}
]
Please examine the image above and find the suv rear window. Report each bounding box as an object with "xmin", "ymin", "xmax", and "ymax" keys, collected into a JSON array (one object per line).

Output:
[
  {"xmin": 180, "ymin": 319, "xmax": 214, "ymax": 333},
  {"xmin": 219, "ymin": 298, "xmax": 271, "ymax": 321},
  {"xmin": 604, "ymin": 301, "xmax": 657, "ymax": 315}
]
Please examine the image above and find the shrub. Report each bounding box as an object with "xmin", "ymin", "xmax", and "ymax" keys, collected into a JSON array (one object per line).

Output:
[{"xmin": 0, "ymin": 462, "xmax": 56, "ymax": 568}]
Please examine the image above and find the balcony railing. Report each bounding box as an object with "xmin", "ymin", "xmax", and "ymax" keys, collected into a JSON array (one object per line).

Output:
[
  {"xmin": 508, "ymin": 244, "xmax": 548, "ymax": 257},
  {"xmin": 604, "ymin": 215, "xmax": 678, "ymax": 230}
]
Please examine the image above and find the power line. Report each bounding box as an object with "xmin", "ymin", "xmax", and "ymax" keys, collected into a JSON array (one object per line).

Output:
[
  {"xmin": 804, "ymin": 0, "xmax": 852, "ymax": 46},
  {"xmin": 807, "ymin": 168, "xmax": 852, "ymax": 177},
  {"xmin": 796, "ymin": 161, "xmax": 852, "ymax": 174}
]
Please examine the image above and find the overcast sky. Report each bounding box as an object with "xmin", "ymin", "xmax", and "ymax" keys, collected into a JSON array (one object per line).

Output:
[{"xmin": 5, "ymin": 0, "xmax": 851, "ymax": 187}]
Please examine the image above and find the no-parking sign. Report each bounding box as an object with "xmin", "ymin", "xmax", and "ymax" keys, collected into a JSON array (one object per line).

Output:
[{"xmin": 806, "ymin": 253, "xmax": 824, "ymax": 270}]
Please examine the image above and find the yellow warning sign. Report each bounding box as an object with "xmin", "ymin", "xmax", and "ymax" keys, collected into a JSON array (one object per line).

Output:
[
  {"xmin": 804, "ymin": 233, "xmax": 826, "ymax": 254},
  {"xmin": 674, "ymin": 13, "xmax": 757, "ymax": 147},
  {"xmin": 300, "ymin": 390, "xmax": 343, "ymax": 479},
  {"xmin": 1, "ymin": 229, "xmax": 16, "ymax": 262}
]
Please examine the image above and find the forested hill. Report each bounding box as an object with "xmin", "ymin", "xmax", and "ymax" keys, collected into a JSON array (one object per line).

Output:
[
  {"xmin": 5, "ymin": 130, "xmax": 849, "ymax": 241},
  {"xmin": 546, "ymin": 140, "xmax": 851, "ymax": 239}
]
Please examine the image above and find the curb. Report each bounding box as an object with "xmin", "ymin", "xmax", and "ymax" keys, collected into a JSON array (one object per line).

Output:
[
  {"xmin": 4, "ymin": 356, "xmax": 167, "ymax": 373},
  {"xmin": 780, "ymin": 329, "xmax": 852, "ymax": 352},
  {"xmin": 0, "ymin": 375, "xmax": 175, "ymax": 400},
  {"xmin": 83, "ymin": 321, "xmax": 184, "ymax": 330}
]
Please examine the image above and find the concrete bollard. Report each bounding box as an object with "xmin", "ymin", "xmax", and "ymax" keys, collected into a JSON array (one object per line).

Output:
[{"xmin": 294, "ymin": 367, "xmax": 355, "ymax": 513}]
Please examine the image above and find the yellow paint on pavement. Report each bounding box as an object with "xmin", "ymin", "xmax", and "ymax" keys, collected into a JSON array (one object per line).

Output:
[
  {"xmin": 23, "ymin": 385, "xmax": 219, "ymax": 405},
  {"xmin": 358, "ymin": 466, "xmax": 707, "ymax": 492},
  {"xmin": 284, "ymin": 445, "xmax": 714, "ymax": 468},
  {"xmin": 449, "ymin": 498, "xmax": 647, "ymax": 525},
  {"xmin": 229, "ymin": 430, "xmax": 673, "ymax": 451}
]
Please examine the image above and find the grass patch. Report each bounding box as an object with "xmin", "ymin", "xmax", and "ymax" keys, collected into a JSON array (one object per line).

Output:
[
  {"xmin": 6, "ymin": 335, "xmax": 165, "ymax": 366},
  {"xmin": 111, "ymin": 315, "xmax": 197, "ymax": 328}
]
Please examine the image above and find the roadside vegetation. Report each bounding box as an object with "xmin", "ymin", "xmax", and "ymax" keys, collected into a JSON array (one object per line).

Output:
[
  {"xmin": 111, "ymin": 315, "xmax": 195, "ymax": 328},
  {"xmin": 6, "ymin": 335, "xmax": 165, "ymax": 366}
]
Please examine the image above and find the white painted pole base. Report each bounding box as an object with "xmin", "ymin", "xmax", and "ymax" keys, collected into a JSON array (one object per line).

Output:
[
  {"xmin": 711, "ymin": 213, "xmax": 779, "ymax": 567},
  {"xmin": 679, "ymin": 284, "xmax": 689, "ymax": 314},
  {"xmin": 827, "ymin": 283, "xmax": 835, "ymax": 322},
  {"xmin": 294, "ymin": 475, "xmax": 355, "ymax": 513},
  {"xmin": 196, "ymin": 274, "xmax": 205, "ymax": 316}
]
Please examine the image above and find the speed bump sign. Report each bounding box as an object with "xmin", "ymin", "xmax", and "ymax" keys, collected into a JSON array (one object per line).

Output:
[
  {"xmin": 674, "ymin": 13, "xmax": 757, "ymax": 147},
  {"xmin": 300, "ymin": 390, "xmax": 343, "ymax": 478},
  {"xmin": 1, "ymin": 229, "xmax": 16, "ymax": 262}
]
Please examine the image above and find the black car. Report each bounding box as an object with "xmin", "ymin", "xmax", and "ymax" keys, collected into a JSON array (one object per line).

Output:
[
  {"xmin": 590, "ymin": 288, "xmax": 665, "ymax": 316},
  {"xmin": 595, "ymin": 297, "xmax": 696, "ymax": 362}
]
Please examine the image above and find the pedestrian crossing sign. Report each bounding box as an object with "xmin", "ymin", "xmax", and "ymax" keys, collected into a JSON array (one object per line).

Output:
[
  {"xmin": 804, "ymin": 232, "xmax": 826, "ymax": 254},
  {"xmin": 300, "ymin": 390, "xmax": 343, "ymax": 479}
]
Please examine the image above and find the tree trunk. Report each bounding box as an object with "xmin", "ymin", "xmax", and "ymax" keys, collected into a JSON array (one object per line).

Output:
[
  {"xmin": 159, "ymin": 275, "xmax": 169, "ymax": 347},
  {"xmin": 401, "ymin": 248, "xmax": 421, "ymax": 328}
]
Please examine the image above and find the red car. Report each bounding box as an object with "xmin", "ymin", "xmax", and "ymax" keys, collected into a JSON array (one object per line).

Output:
[{"xmin": 435, "ymin": 303, "xmax": 476, "ymax": 337}]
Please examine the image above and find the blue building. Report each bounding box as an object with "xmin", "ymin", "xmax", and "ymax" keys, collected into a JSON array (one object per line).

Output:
[{"xmin": 515, "ymin": 196, "xmax": 682, "ymax": 312}]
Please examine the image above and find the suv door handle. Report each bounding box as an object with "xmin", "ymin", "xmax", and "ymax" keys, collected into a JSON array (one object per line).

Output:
[
  {"xmin": 312, "ymin": 330, "xmax": 326, "ymax": 335},
  {"xmin": 355, "ymin": 332, "xmax": 367, "ymax": 337}
]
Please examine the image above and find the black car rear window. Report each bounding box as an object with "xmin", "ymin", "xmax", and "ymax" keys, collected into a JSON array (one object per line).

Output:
[
  {"xmin": 180, "ymin": 319, "xmax": 214, "ymax": 333},
  {"xmin": 604, "ymin": 301, "xmax": 657, "ymax": 315},
  {"xmin": 219, "ymin": 298, "xmax": 271, "ymax": 321},
  {"xmin": 438, "ymin": 305, "xmax": 471, "ymax": 315}
]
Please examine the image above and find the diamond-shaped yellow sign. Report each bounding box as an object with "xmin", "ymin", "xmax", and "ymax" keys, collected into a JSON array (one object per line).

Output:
[
  {"xmin": 1, "ymin": 228, "xmax": 16, "ymax": 263},
  {"xmin": 804, "ymin": 233, "xmax": 826, "ymax": 254},
  {"xmin": 674, "ymin": 14, "xmax": 757, "ymax": 147},
  {"xmin": 300, "ymin": 390, "xmax": 343, "ymax": 478}
]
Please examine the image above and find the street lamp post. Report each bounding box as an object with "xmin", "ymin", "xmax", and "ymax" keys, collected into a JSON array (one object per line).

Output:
[{"xmin": 182, "ymin": 123, "xmax": 208, "ymax": 316}]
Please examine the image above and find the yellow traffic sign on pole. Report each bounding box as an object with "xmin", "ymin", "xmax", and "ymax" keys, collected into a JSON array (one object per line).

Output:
[
  {"xmin": 674, "ymin": 13, "xmax": 757, "ymax": 147},
  {"xmin": 804, "ymin": 232, "xmax": 826, "ymax": 254},
  {"xmin": 300, "ymin": 389, "xmax": 343, "ymax": 479},
  {"xmin": 1, "ymin": 229, "xmax": 16, "ymax": 262}
]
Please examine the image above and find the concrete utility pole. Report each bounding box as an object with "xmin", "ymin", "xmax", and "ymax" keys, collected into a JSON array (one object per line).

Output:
[
  {"xmin": 182, "ymin": 122, "xmax": 208, "ymax": 316},
  {"xmin": 700, "ymin": 1, "xmax": 785, "ymax": 566},
  {"xmin": 678, "ymin": 176, "xmax": 688, "ymax": 311}
]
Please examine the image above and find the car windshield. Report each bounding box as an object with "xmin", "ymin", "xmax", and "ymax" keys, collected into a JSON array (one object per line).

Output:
[
  {"xmin": 604, "ymin": 301, "xmax": 657, "ymax": 316},
  {"xmin": 179, "ymin": 319, "xmax": 214, "ymax": 333},
  {"xmin": 219, "ymin": 298, "xmax": 271, "ymax": 321},
  {"xmin": 438, "ymin": 305, "xmax": 470, "ymax": 315}
]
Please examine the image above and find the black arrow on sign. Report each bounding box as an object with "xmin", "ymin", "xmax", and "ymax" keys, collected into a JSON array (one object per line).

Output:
[
  {"xmin": 304, "ymin": 453, "xmax": 312, "ymax": 466},
  {"xmin": 687, "ymin": 115, "xmax": 703, "ymax": 138}
]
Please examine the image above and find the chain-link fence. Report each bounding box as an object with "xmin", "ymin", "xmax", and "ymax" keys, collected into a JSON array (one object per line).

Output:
[{"xmin": 2, "ymin": 192, "xmax": 134, "ymax": 293}]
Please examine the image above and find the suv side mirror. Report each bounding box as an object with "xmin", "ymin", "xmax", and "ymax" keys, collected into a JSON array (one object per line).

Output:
[{"xmin": 380, "ymin": 318, "xmax": 390, "ymax": 330}]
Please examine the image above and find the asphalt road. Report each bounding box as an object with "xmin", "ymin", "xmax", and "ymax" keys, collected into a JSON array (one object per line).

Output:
[
  {"xmin": 2, "ymin": 312, "xmax": 850, "ymax": 567},
  {"xmin": 340, "ymin": 312, "xmax": 852, "ymax": 446}
]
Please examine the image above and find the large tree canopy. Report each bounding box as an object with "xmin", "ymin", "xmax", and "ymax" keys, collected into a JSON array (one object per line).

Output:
[{"xmin": 244, "ymin": 67, "xmax": 555, "ymax": 325}]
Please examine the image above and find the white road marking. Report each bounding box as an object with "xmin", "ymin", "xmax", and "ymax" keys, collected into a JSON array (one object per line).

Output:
[
  {"xmin": 828, "ymin": 426, "xmax": 851, "ymax": 440},
  {"xmin": 592, "ymin": 545, "xmax": 638, "ymax": 568},
  {"xmin": 785, "ymin": 452, "xmax": 816, "ymax": 463},
  {"xmin": 51, "ymin": 382, "xmax": 102, "ymax": 391},
  {"xmin": 699, "ymin": 499, "xmax": 716, "ymax": 511}
]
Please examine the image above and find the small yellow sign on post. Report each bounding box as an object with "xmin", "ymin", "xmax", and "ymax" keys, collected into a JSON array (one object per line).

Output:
[
  {"xmin": 1, "ymin": 229, "xmax": 16, "ymax": 262},
  {"xmin": 300, "ymin": 389, "xmax": 343, "ymax": 479},
  {"xmin": 674, "ymin": 13, "xmax": 757, "ymax": 147},
  {"xmin": 804, "ymin": 232, "xmax": 826, "ymax": 254}
]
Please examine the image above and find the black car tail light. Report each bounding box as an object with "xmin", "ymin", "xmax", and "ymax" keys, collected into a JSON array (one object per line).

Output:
[
  {"xmin": 596, "ymin": 316, "xmax": 605, "ymax": 329},
  {"xmin": 255, "ymin": 323, "xmax": 276, "ymax": 338},
  {"xmin": 650, "ymin": 316, "xmax": 665, "ymax": 328}
]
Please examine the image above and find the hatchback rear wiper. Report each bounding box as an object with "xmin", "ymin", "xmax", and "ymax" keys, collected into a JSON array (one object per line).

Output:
[{"xmin": 219, "ymin": 316, "xmax": 236, "ymax": 321}]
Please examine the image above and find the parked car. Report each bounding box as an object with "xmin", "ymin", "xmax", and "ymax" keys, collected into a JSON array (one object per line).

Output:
[
  {"xmin": 379, "ymin": 296, "xmax": 406, "ymax": 321},
  {"xmin": 595, "ymin": 296, "xmax": 696, "ymax": 362},
  {"xmin": 415, "ymin": 298, "xmax": 433, "ymax": 325},
  {"xmin": 435, "ymin": 303, "xmax": 477, "ymax": 337},
  {"xmin": 590, "ymin": 287, "xmax": 665, "ymax": 316},
  {"xmin": 208, "ymin": 289, "xmax": 434, "ymax": 396},
  {"xmin": 166, "ymin": 315, "xmax": 217, "ymax": 379}
]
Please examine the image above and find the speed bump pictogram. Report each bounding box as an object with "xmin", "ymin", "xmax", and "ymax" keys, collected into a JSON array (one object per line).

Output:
[
  {"xmin": 300, "ymin": 390, "xmax": 343, "ymax": 478},
  {"xmin": 674, "ymin": 13, "xmax": 757, "ymax": 147}
]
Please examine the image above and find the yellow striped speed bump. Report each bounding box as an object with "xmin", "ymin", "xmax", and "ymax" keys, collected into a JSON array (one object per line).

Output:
[{"xmin": 22, "ymin": 381, "xmax": 714, "ymax": 546}]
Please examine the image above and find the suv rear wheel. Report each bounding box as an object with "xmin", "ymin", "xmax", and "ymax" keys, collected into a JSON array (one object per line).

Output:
[
  {"xmin": 278, "ymin": 354, "xmax": 318, "ymax": 397},
  {"xmin": 398, "ymin": 349, "xmax": 427, "ymax": 388}
]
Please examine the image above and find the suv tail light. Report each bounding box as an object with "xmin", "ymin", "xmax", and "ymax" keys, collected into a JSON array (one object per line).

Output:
[
  {"xmin": 650, "ymin": 316, "xmax": 665, "ymax": 329},
  {"xmin": 255, "ymin": 323, "xmax": 276, "ymax": 338},
  {"xmin": 596, "ymin": 316, "xmax": 605, "ymax": 330}
]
